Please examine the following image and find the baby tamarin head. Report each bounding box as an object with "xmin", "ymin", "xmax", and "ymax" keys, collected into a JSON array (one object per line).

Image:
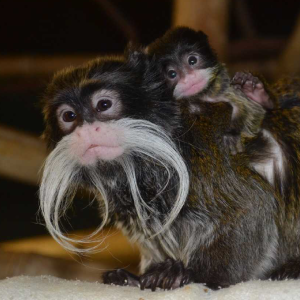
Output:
[
  {"xmin": 40, "ymin": 53, "xmax": 189, "ymax": 252},
  {"xmin": 147, "ymin": 27, "xmax": 223, "ymax": 99}
]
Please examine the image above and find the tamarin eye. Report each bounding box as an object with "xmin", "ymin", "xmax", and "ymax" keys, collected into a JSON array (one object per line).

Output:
[
  {"xmin": 188, "ymin": 55, "xmax": 198, "ymax": 66},
  {"xmin": 63, "ymin": 111, "xmax": 77, "ymax": 122},
  {"xmin": 167, "ymin": 69, "xmax": 177, "ymax": 79},
  {"xmin": 96, "ymin": 99, "xmax": 113, "ymax": 112}
]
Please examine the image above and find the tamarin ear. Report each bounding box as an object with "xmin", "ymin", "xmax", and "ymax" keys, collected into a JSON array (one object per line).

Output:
[{"xmin": 124, "ymin": 42, "xmax": 148, "ymax": 67}]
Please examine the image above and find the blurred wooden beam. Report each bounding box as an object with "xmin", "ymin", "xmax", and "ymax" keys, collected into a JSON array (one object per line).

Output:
[
  {"xmin": 93, "ymin": 0, "xmax": 138, "ymax": 43},
  {"xmin": 0, "ymin": 251, "xmax": 111, "ymax": 281},
  {"xmin": 229, "ymin": 38, "xmax": 285, "ymax": 61},
  {"xmin": 278, "ymin": 12, "xmax": 300, "ymax": 76},
  {"xmin": 0, "ymin": 125, "xmax": 47, "ymax": 185},
  {"xmin": 229, "ymin": 59, "xmax": 278, "ymax": 81},
  {"xmin": 172, "ymin": 0, "xmax": 230, "ymax": 60},
  {"xmin": 0, "ymin": 55, "xmax": 99, "ymax": 77},
  {"xmin": 0, "ymin": 228, "xmax": 140, "ymax": 275},
  {"xmin": 234, "ymin": 0, "xmax": 256, "ymax": 38}
]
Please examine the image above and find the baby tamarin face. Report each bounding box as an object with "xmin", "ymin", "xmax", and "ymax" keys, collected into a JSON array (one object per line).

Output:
[{"xmin": 147, "ymin": 27, "xmax": 221, "ymax": 99}]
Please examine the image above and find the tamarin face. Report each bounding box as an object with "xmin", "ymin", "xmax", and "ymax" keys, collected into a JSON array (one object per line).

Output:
[
  {"xmin": 147, "ymin": 27, "xmax": 221, "ymax": 99},
  {"xmin": 55, "ymin": 89, "xmax": 126, "ymax": 163},
  {"xmin": 42, "ymin": 55, "xmax": 179, "ymax": 165}
]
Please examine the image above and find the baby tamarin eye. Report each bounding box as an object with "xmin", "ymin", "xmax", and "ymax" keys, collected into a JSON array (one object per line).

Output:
[
  {"xmin": 96, "ymin": 99, "xmax": 113, "ymax": 112},
  {"xmin": 187, "ymin": 55, "xmax": 199, "ymax": 66},
  {"xmin": 167, "ymin": 69, "xmax": 177, "ymax": 79}
]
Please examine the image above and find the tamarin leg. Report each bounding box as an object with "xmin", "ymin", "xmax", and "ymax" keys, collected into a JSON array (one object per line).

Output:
[
  {"xmin": 231, "ymin": 72, "xmax": 274, "ymax": 109},
  {"xmin": 268, "ymin": 258, "xmax": 300, "ymax": 280}
]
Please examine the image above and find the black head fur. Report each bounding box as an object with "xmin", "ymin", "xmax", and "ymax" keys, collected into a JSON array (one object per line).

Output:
[{"xmin": 147, "ymin": 27, "xmax": 218, "ymax": 69}]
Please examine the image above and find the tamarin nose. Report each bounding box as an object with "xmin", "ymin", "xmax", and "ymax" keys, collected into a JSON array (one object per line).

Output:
[
  {"xmin": 95, "ymin": 126, "xmax": 100, "ymax": 132},
  {"xmin": 182, "ymin": 76, "xmax": 188, "ymax": 84},
  {"xmin": 182, "ymin": 73, "xmax": 195, "ymax": 84}
]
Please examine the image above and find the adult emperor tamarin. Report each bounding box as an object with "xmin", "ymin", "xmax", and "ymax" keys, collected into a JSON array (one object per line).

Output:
[{"xmin": 39, "ymin": 51, "xmax": 300, "ymax": 291}]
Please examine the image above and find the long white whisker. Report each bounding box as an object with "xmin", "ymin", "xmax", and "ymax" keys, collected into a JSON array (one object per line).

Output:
[{"xmin": 39, "ymin": 118, "xmax": 190, "ymax": 253}]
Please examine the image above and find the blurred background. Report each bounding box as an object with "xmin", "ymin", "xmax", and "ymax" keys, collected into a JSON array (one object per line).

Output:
[{"xmin": 1, "ymin": 0, "xmax": 300, "ymax": 281}]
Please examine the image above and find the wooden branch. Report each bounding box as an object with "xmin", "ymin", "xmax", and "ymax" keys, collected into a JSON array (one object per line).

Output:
[
  {"xmin": 0, "ymin": 228, "xmax": 140, "ymax": 277},
  {"xmin": 0, "ymin": 125, "xmax": 47, "ymax": 185},
  {"xmin": 228, "ymin": 38, "xmax": 285, "ymax": 61},
  {"xmin": 0, "ymin": 251, "xmax": 110, "ymax": 281},
  {"xmin": 233, "ymin": 0, "xmax": 256, "ymax": 38},
  {"xmin": 228, "ymin": 59, "xmax": 278, "ymax": 81},
  {"xmin": 172, "ymin": 0, "xmax": 230, "ymax": 59},
  {"xmin": 0, "ymin": 55, "xmax": 99, "ymax": 77},
  {"xmin": 93, "ymin": 0, "xmax": 138, "ymax": 43}
]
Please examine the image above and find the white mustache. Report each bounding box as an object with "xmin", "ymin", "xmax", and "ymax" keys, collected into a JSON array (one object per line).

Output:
[{"xmin": 39, "ymin": 118, "xmax": 189, "ymax": 253}]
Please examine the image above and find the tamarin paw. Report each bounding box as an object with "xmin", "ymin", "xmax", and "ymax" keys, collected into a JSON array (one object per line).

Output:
[
  {"xmin": 268, "ymin": 258, "xmax": 300, "ymax": 280},
  {"xmin": 102, "ymin": 269, "xmax": 140, "ymax": 287},
  {"xmin": 140, "ymin": 258, "xmax": 194, "ymax": 291},
  {"xmin": 231, "ymin": 72, "xmax": 273, "ymax": 109}
]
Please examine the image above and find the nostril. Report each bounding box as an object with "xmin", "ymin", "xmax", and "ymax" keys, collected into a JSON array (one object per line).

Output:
[{"xmin": 95, "ymin": 127, "xmax": 100, "ymax": 132}]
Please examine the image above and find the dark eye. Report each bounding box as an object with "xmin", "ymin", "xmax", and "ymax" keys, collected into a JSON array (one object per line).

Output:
[
  {"xmin": 62, "ymin": 111, "xmax": 77, "ymax": 122},
  {"xmin": 167, "ymin": 69, "xmax": 177, "ymax": 79},
  {"xmin": 188, "ymin": 55, "xmax": 198, "ymax": 65},
  {"xmin": 96, "ymin": 99, "xmax": 112, "ymax": 112}
]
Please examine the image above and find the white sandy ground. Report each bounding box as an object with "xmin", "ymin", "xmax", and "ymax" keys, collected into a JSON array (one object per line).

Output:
[{"xmin": 0, "ymin": 275, "xmax": 299, "ymax": 300}]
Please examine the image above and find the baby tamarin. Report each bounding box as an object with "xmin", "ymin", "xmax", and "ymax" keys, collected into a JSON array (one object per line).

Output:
[
  {"xmin": 39, "ymin": 51, "xmax": 300, "ymax": 291},
  {"xmin": 146, "ymin": 27, "xmax": 265, "ymax": 154},
  {"xmin": 146, "ymin": 27, "xmax": 298, "ymax": 198}
]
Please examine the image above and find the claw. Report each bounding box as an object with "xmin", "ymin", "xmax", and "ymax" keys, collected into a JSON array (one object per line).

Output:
[
  {"xmin": 162, "ymin": 276, "xmax": 169, "ymax": 290},
  {"xmin": 103, "ymin": 269, "xmax": 139, "ymax": 287},
  {"xmin": 151, "ymin": 275, "xmax": 159, "ymax": 291}
]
